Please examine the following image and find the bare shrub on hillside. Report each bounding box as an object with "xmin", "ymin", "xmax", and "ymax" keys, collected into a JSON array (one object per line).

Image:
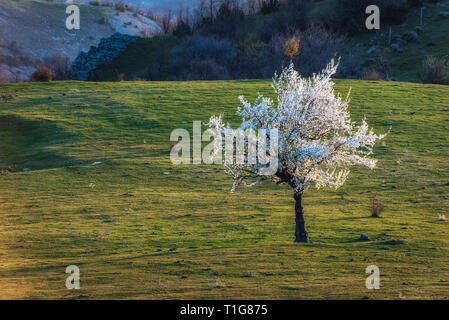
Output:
[
  {"xmin": 255, "ymin": 0, "xmax": 311, "ymax": 41},
  {"xmin": 114, "ymin": 0, "xmax": 127, "ymax": 12},
  {"xmin": 98, "ymin": 16, "xmax": 107, "ymax": 24},
  {"xmin": 139, "ymin": 26, "xmax": 162, "ymax": 38},
  {"xmin": 370, "ymin": 198, "xmax": 384, "ymax": 218},
  {"xmin": 31, "ymin": 65, "xmax": 54, "ymax": 82},
  {"xmin": 0, "ymin": 66, "xmax": 11, "ymax": 83},
  {"xmin": 156, "ymin": 10, "xmax": 174, "ymax": 34},
  {"xmin": 418, "ymin": 56, "xmax": 449, "ymax": 85},
  {"xmin": 245, "ymin": 0, "xmax": 261, "ymax": 14},
  {"xmin": 362, "ymin": 70, "xmax": 384, "ymax": 81},
  {"xmin": 260, "ymin": 0, "xmax": 280, "ymax": 14},
  {"xmin": 40, "ymin": 54, "xmax": 72, "ymax": 80},
  {"xmin": 171, "ymin": 36, "xmax": 237, "ymax": 80},
  {"xmin": 173, "ymin": 18, "xmax": 192, "ymax": 37}
]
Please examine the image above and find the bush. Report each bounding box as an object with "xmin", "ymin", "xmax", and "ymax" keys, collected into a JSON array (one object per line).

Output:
[
  {"xmin": 257, "ymin": 0, "xmax": 311, "ymax": 41},
  {"xmin": 171, "ymin": 36, "xmax": 237, "ymax": 80},
  {"xmin": 116, "ymin": 72, "xmax": 125, "ymax": 81},
  {"xmin": 173, "ymin": 19, "xmax": 191, "ymax": 37},
  {"xmin": 41, "ymin": 54, "xmax": 72, "ymax": 80},
  {"xmin": 283, "ymin": 36, "xmax": 300, "ymax": 60},
  {"xmin": 194, "ymin": 2, "xmax": 245, "ymax": 39},
  {"xmin": 0, "ymin": 66, "xmax": 11, "ymax": 83},
  {"xmin": 260, "ymin": 0, "xmax": 280, "ymax": 14},
  {"xmin": 98, "ymin": 16, "xmax": 107, "ymax": 24},
  {"xmin": 362, "ymin": 69, "xmax": 384, "ymax": 81},
  {"xmin": 418, "ymin": 56, "xmax": 449, "ymax": 85},
  {"xmin": 234, "ymin": 34, "xmax": 275, "ymax": 79},
  {"xmin": 114, "ymin": 0, "xmax": 127, "ymax": 12},
  {"xmin": 31, "ymin": 65, "xmax": 54, "ymax": 82},
  {"xmin": 370, "ymin": 198, "xmax": 384, "ymax": 217}
]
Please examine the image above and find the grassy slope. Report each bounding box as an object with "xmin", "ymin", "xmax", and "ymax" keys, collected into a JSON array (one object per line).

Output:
[{"xmin": 0, "ymin": 79, "xmax": 448, "ymax": 299}]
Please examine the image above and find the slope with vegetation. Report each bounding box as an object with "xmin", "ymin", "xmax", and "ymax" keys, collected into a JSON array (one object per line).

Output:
[
  {"xmin": 0, "ymin": 79, "xmax": 448, "ymax": 299},
  {"xmin": 84, "ymin": 0, "xmax": 449, "ymax": 83}
]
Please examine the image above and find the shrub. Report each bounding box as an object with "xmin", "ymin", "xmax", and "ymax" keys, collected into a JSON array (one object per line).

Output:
[
  {"xmin": 257, "ymin": 0, "xmax": 311, "ymax": 41},
  {"xmin": 173, "ymin": 19, "xmax": 192, "ymax": 37},
  {"xmin": 0, "ymin": 64, "xmax": 11, "ymax": 83},
  {"xmin": 235, "ymin": 34, "xmax": 274, "ymax": 79},
  {"xmin": 418, "ymin": 56, "xmax": 449, "ymax": 85},
  {"xmin": 194, "ymin": 2, "xmax": 245, "ymax": 39},
  {"xmin": 114, "ymin": 0, "xmax": 127, "ymax": 12},
  {"xmin": 31, "ymin": 65, "xmax": 54, "ymax": 82},
  {"xmin": 283, "ymin": 36, "xmax": 300, "ymax": 60},
  {"xmin": 370, "ymin": 198, "xmax": 384, "ymax": 217},
  {"xmin": 157, "ymin": 11, "xmax": 174, "ymax": 34},
  {"xmin": 98, "ymin": 16, "xmax": 107, "ymax": 24},
  {"xmin": 41, "ymin": 54, "xmax": 72, "ymax": 80},
  {"xmin": 260, "ymin": 0, "xmax": 280, "ymax": 14},
  {"xmin": 171, "ymin": 36, "xmax": 237, "ymax": 80},
  {"xmin": 362, "ymin": 70, "xmax": 384, "ymax": 81}
]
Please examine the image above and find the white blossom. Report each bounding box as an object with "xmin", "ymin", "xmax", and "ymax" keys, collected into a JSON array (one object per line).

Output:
[{"xmin": 209, "ymin": 59, "xmax": 387, "ymax": 194}]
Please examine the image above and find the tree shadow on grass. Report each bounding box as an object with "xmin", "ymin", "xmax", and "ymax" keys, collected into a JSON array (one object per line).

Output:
[{"xmin": 0, "ymin": 115, "xmax": 78, "ymax": 171}]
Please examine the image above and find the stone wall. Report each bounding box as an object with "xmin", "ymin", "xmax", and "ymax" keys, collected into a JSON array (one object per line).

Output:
[{"xmin": 71, "ymin": 33, "xmax": 138, "ymax": 80}]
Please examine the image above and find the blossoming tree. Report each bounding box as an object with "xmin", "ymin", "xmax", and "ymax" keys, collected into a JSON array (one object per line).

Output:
[{"xmin": 209, "ymin": 60, "xmax": 387, "ymax": 243}]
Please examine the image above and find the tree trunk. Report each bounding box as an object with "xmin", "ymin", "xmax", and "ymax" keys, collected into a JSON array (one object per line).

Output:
[{"xmin": 294, "ymin": 192, "xmax": 309, "ymax": 243}]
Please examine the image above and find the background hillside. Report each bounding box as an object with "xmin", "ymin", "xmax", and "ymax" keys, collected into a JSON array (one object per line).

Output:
[
  {"xmin": 0, "ymin": 0, "xmax": 161, "ymax": 81},
  {"xmin": 2, "ymin": 0, "xmax": 448, "ymax": 83},
  {"xmin": 83, "ymin": 0, "xmax": 449, "ymax": 83},
  {"xmin": 77, "ymin": 0, "xmax": 204, "ymax": 13}
]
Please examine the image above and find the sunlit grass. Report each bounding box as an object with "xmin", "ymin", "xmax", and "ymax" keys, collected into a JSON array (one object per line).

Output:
[{"xmin": 0, "ymin": 79, "xmax": 448, "ymax": 299}]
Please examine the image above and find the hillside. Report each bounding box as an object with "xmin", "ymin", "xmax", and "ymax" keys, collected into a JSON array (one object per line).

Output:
[
  {"xmin": 76, "ymin": 0, "xmax": 203, "ymax": 14},
  {"xmin": 88, "ymin": 0, "xmax": 449, "ymax": 83},
  {"xmin": 0, "ymin": 0, "xmax": 161, "ymax": 81},
  {"xmin": 0, "ymin": 79, "xmax": 448, "ymax": 299},
  {"xmin": 345, "ymin": 1, "xmax": 449, "ymax": 82}
]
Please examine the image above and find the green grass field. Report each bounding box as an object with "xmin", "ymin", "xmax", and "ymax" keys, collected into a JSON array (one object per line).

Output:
[{"xmin": 0, "ymin": 79, "xmax": 448, "ymax": 299}]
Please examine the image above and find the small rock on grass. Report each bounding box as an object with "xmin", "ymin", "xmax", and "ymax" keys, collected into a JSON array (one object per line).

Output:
[{"xmin": 360, "ymin": 234, "xmax": 370, "ymax": 241}]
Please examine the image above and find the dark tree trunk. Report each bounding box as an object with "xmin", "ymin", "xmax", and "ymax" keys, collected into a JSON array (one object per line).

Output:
[{"xmin": 294, "ymin": 192, "xmax": 308, "ymax": 243}]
